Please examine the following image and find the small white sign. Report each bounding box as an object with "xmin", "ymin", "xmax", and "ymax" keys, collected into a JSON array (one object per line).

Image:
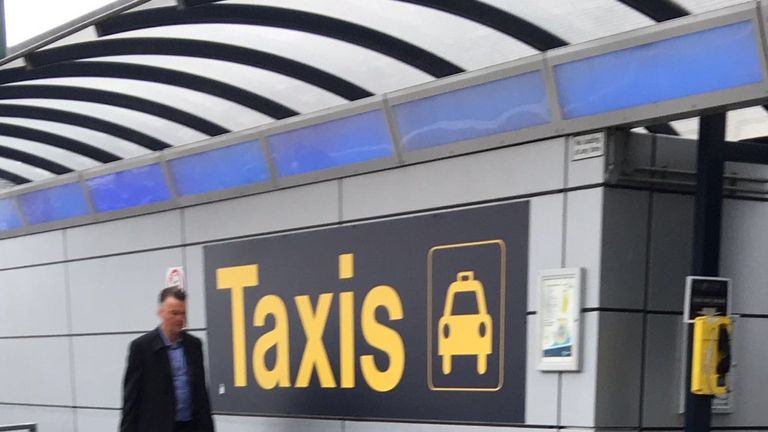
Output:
[
  {"xmin": 165, "ymin": 266, "xmax": 185, "ymax": 290},
  {"xmin": 683, "ymin": 276, "xmax": 730, "ymax": 323},
  {"xmin": 712, "ymin": 391, "xmax": 734, "ymax": 414},
  {"xmin": 570, "ymin": 132, "xmax": 605, "ymax": 161}
]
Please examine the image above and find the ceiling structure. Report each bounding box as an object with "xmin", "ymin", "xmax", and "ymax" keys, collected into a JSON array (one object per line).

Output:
[{"xmin": 0, "ymin": 0, "xmax": 761, "ymax": 190}]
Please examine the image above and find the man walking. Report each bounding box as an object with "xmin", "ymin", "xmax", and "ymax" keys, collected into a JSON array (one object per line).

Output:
[{"xmin": 120, "ymin": 287, "xmax": 214, "ymax": 432}]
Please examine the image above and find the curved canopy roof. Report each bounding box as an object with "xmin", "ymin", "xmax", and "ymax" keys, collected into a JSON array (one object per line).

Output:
[{"xmin": 0, "ymin": 0, "xmax": 759, "ymax": 189}]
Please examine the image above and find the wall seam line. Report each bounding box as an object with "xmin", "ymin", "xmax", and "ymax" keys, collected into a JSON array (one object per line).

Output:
[
  {"xmin": 62, "ymin": 229, "xmax": 79, "ymax": 432},
  {"xmin": 557, "ymin": 134, "xmax": 569, "ymax": 428},
  {"xmin": 637, "ymin": 135, "xmax": 657, "ymax": 429},
  {"xmin": 0, "ymin": 183, "xmax": 605, "ymax": 273}
]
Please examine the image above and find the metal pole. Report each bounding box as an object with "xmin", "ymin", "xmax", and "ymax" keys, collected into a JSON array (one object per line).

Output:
[
  {"xmin": 0, "ymin": 0, "xmax": 6, "ymax": 58},
  {"xmin": 684, "ymin": 112, "xmax": 726, "ymax": 432}
]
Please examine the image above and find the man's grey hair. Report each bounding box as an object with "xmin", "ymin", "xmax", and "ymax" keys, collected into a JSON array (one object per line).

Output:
[{"xmin": 159, "ymin": 286, "xmax": 186, "ymax": 304}]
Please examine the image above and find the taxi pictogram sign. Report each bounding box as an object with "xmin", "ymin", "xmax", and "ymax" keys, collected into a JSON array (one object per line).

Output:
[{"xmin": 428, "ymin": 240, "xmax": 506, "ymax": 392}]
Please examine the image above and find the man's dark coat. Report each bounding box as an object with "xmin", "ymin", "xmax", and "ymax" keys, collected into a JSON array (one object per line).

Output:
[{"xmin": 120, "ymin": 328, "xmax": 214, "ymax": 432}]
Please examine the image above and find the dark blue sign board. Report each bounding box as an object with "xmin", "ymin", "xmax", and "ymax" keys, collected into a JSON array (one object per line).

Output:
[{"xmin": 204, "ymin": 202, "xmax": 529, "ymax": 423}]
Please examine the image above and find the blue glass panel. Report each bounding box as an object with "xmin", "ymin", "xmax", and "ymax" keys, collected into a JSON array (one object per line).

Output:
[
  {"xmin": 555, "ymin": 21, "xmax": 763, "ymax": 119},
  {"xmin": 168, "ymin": 140, "xmax": 271, "ymax": 197},
  {"xmin": 393, "ymin": 71, "xmax": 550, "ymax": 151},
  {"xmin": 269, "ymin": 110, "xmax": 393, "ymax": 177},
  {"xmin": 0, "ymin": 198, "xmax": 23, "ymax": 231},
  {"xmin": 18, "ymin": 183, "xmax": 90, "ymax": 225},
  {"xmin": 87, "ymin": 164, "xmax": 172, "ymax": 213}
]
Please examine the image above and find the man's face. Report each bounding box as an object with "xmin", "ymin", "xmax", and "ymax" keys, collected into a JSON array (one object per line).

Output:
[{"xmin": 158, "ymin": 296, "xmax": 187, "ymax": 337}]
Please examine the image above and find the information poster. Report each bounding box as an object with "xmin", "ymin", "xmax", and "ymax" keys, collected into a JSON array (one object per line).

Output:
[{"xmin": 537, "ymin": 268, "xmax": 582, "ymax": 371}]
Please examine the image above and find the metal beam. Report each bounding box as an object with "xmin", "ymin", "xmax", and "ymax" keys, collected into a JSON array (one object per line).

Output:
[
  {"xmin": 0, "ymin": 123, "xmax": 120, "ymax": 163},
  {"xmin": 184, "ymin": 0, "xmax": 571, "ymax": 50},
  {"xmin": 726, "ymin": 140, "xmax": 768, "ymax": 164},
  {"xmin": 645, "ymin": 123, "xmax": 680, "ymax": 136},
  {"xmin": 0, "ymin": 85, "xmax": 229, "ymax": 136},
  {"xmin": 0, "ymin": 145, "xmax": 72, "ymax": 174},
  {"xmin": 0, "ymin": 104, "xmax": 170, "ymax": 151},
  {"xmin": 394, "ymin": 0, "xmax": 568, "ymax": 51},
  {"xmin": 0, "ymin": 423, "xmax": 37, "ymax": 432},
  {"xmin": 0, "ymin": 167, "xmax": 31, "ymax": 185},
  {"xmin": 95, "ymin": 4, "xmax": 464, "ymax": 78},
  {"xmin": 618, "ymin": 0, "xmax": 690, "ymax": 22},
  {"xmin": 0, "ymin": 0, "xmax": 6, "ymax": 58},
  {"xmin": 0, "ymin": 62, "xmax": 299, "ymax": 119},
  {"xmin": 27, "ymin": 38, "xmax": 373, "ymax": 101}
]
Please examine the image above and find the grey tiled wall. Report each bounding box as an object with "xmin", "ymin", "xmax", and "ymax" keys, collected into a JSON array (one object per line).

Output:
[{"xmin": 3, "ymin": 136, "xmax": 762, "ymax": 432}]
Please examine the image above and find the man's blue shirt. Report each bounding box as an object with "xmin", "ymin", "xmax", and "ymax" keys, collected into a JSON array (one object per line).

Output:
[{"xmin": 159, "ymin": 328, "xmax": 192, "ymax": 422}]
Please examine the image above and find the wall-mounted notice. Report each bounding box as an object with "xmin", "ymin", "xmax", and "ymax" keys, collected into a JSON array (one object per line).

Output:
[
  {"xmin": 684, "ymin": 276, "xmax": 730, "ymax": 322},
  {"xmin": 165, "ymin": 266, "xmax": 185, "ymax": 290},
  {"xmin": 570, "ymin": 132, "xmax": 605, "ymax": 161},
  {"xmin": 537, "ymin": 268, "xmax": 582, "ymax": 371}
]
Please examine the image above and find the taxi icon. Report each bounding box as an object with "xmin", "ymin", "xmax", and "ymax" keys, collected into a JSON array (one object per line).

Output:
[{"xmin": 437, "ymin": 271, "xmax": 492, "ymax": 375}]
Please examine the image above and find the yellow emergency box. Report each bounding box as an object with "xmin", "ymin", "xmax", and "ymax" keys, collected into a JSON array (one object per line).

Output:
[{"xmin": 691, "ymin": 315, "xmax": 732, "ymax": 395}]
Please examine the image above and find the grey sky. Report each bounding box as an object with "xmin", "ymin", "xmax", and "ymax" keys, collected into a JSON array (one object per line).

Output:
[{"xmin": 5, "ymin": 0, "xmax": 112, "ymax": 47}]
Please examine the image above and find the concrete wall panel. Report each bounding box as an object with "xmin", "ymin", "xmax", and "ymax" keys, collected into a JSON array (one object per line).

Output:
[
  {"xmin": 65, "ymin": 210, "xmax": 182, "ymax": 259},
  {"xmin": 560, "ymin": 311, "xmax": 598, "ymax": 427},
  {"xmin": 525, "ymin": 314, "xmax": 559, "ymax": 425},
  {"xmin": 594, "ymin": 312, "xmax": 643, "ymax": 428},
  {"xmin": 74, "ymin": 408, "xmax": 120, "ymax": 432},
  {"xmin": 71, "ymin": 334, "xmax": 136, "ymax": 409},
  {"xmin": 527, "ymin": 194, "xmax": 565, "ymax": 312},
  {"xmin": 641, "ymin": 314, "xmax": 684, "ymax": 428},
  {"xmin": 183, "ymin": 245, "xmax": 207, "ymax": 328},
  {"xmin": 600, "ymin": 189, "xmax": 649, "ymax": 309},
  {"xmin": 341, "ymin": 139, "xmax": 566, "ymax": 221},
  {"xmin": 183, "ymin": 182, "xmax": 340, "ymax": 244},
  {"xmin": 647, "ymin": 193, "xmax": 693, "ymax": 312},
  {"xmin": 0, "ymin": 337, "xmax": 73, "ymax": 405},
  {"xmin": 213, "ymin": 416, "xmax": 341, "ymax": 432},
  {"xmin": 721, "ymin": 199, "xmax": 768, "ymax": 315},
  {"xmin": 0, "ymin": 405, "xmax": 75, "ymax": 432},
  {"xmin": 0, "ymin": 264, "xmax": 68, "ymax": 337},
  {"xmin": 564, "ymin": 188, "xmax": 603, "ymax": 309},
  {"xmin": 346, "ymin": 421, "xmax": 555, "ymax": 432},
  {"xmin": 0, "ymin": 230, "xmax": 64, "ymax": 269},
  {"xmin": 68, "ymin": 249, "xmax": 185, "ymax": 333}
]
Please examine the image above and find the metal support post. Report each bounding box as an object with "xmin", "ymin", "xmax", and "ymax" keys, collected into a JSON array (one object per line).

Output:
[
  {"xmin": 684, "ymin": 112, "xmax": 726, "ymax": 432},
  {"xmin": 0, "ymin": 0, "xmax": 5, "ymax": 58}
]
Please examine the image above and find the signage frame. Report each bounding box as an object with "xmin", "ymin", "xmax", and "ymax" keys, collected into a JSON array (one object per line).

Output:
[
  {"xmin": 536, "ymin": 267, "xmax": 583, "ymax": 372},
  {"xmin": 203, "ymin": 201, "xmax": 530, "ymax": 424},
  {"xmin": 683, "ymin": 276, "xmax": 731, "ymax": 323}
]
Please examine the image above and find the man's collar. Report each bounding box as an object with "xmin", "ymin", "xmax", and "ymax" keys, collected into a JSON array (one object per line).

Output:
[{"xmin": 157, "ymin": 326, "xmax": 184, "ymax": 348}]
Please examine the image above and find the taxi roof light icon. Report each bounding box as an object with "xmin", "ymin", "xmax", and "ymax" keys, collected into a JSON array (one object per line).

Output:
[{"xmin": 438, "ymin": 271, "xmax": 492, "ymax": 375}]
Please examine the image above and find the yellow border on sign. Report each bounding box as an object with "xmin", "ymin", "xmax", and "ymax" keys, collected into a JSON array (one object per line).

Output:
[{"xmin": 427, "ymin": 239, "xmax": 506, "ymax": 392}]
